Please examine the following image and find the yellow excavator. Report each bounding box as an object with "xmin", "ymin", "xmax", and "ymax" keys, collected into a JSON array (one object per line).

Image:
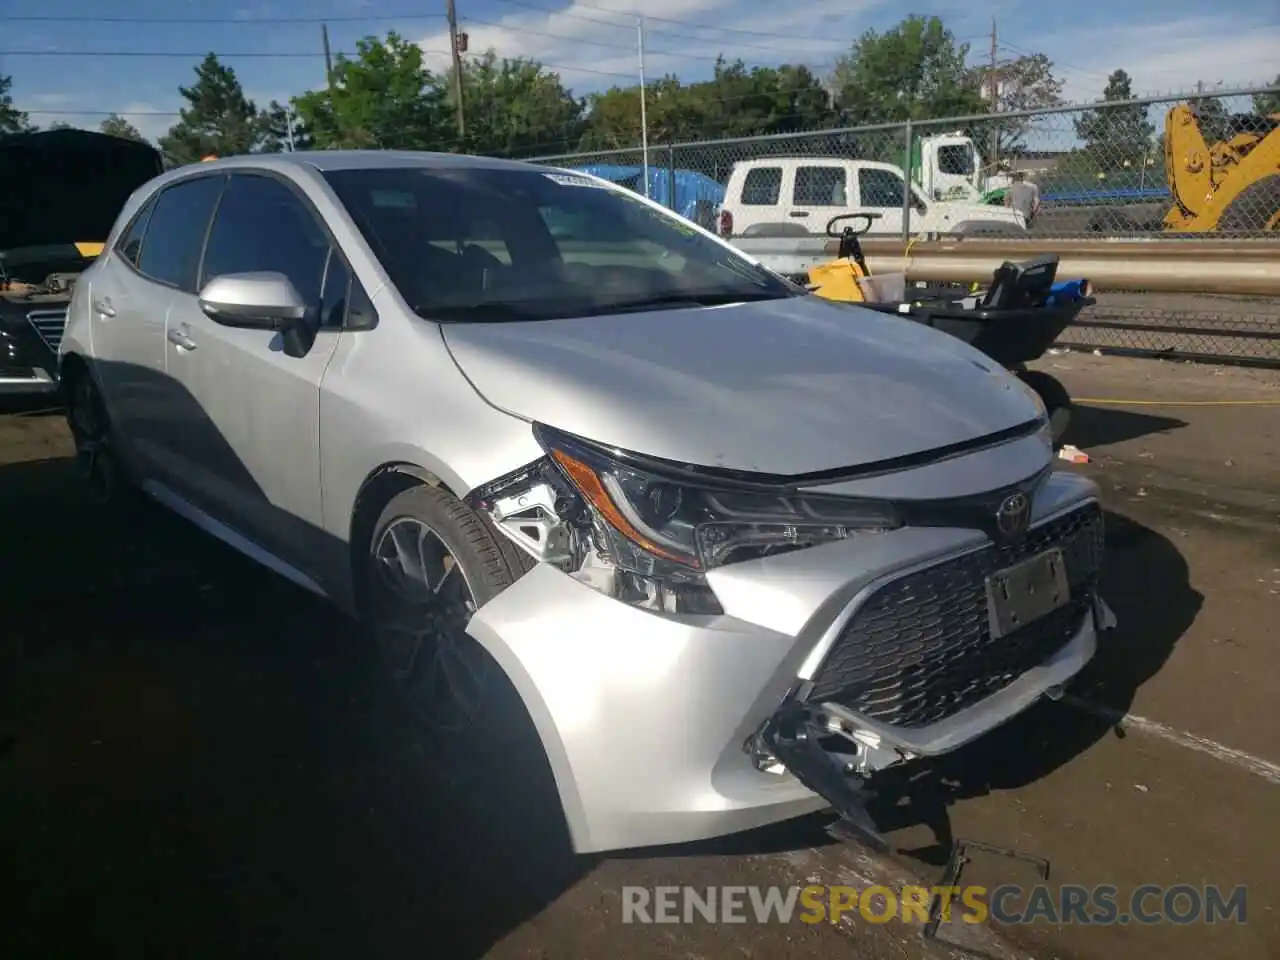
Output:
[{"xmin": 1163, "ymin": 102, "xmax": 1280, "ymax": 233}]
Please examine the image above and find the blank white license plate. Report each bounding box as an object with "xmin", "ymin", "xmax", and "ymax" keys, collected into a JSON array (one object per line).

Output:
[{"xmin": 986, "ymin": 548, "xmax": 1070, "ymax": 639}]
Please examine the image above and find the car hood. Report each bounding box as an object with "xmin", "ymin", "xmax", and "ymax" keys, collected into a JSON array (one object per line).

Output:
[
  {"xmin": 0, "ymin": 129, "xmax": 164, "ymax": 252},
  {"xmin": 442, "ymin": 295, "xmax": 1044, "ymax": 476}
]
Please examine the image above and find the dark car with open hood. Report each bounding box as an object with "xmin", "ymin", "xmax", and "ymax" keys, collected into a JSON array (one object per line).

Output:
[{"xmin": 1, "ymin": 129, "xmax": 163, "ymax": 396}]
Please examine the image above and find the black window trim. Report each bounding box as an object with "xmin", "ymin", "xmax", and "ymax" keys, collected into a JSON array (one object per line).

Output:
[
  {"xmin": 197, "ymin": 167, "xmax": 377, "ymax": 333},
  {"xmin": 113, "ymin": 193, "xmax": 159, "ymax": 268},
  {"xmin": 116, "ymin": 171, "xmax": 228, "ymax": 292}
]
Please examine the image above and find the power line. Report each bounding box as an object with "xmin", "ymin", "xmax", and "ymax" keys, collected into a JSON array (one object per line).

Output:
[
  {"xmin": 0, "ymin": 11, "xmax": 444, "ymax": 23},
  {"xmin": 2, "ymin": 47, "xmax": 645, "ymax": 80},
  {"xmin": 1, "ymin": 49, "xmax": 371, "ymax": 58}
]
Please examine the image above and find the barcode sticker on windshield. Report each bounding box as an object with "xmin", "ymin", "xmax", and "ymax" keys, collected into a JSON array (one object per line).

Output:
[{"xmin": 543, "ymin": 173, "xmax": 606, "ymax": 188}]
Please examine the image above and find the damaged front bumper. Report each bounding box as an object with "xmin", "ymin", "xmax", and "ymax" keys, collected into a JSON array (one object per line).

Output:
[
  {"xmin": 465, "ymin": 463, "xmax": 1115, "ymax": 855},
  {"xmin": 749, "ymin": 593, "xmax": 1116, "ymax": 848}
]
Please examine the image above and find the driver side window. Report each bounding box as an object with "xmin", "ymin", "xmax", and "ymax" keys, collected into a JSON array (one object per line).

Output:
[
  {"xmin": 200, "ymin": 173, "xmax": 331, "ymax": 313},
  {"xmin": 857, "ymin": 169, "xmax": 906, "ymax": 208}
]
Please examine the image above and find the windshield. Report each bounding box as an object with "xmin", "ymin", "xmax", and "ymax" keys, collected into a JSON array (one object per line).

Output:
[{"xmin": 322, "ymin": 165, "xmax": 798, "ymax": 322}]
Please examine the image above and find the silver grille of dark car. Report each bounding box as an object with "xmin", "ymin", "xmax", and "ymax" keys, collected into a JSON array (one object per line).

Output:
[
  {"xmin": 808, "ymin": 502, "xmax": 1106, "ymax": 729},
  {"xmin": 27, "ymin": 310, "xmax": 69, "ymax": 352}
]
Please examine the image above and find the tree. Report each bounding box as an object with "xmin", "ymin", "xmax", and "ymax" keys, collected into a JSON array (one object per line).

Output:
[
  {"xmin": 292, "ymin": 32, "xmax": 448, "ymax": 150},
  {"xmin": 100, "ymin": 114, "xmax": 148, "ymax": 143},
  {"xmin": 830, "ymin": 16, "xmax": 987, "ymax": 126},
  {"xmin": 576, "ymin": 59, "xmax": 835, "ymax": 156},
  {"xmin": 259, "ymin": 100, "xmax": 312, "ymax": 152},
  {"xmin": 160, "ymin": 54, "xmax": 265, "ymax": 163},
  {"xmin": 1253, "ymin": 75, "xmax": 1280, "ymax": 116},
  {"xmin": 1073, "ymin": 69, "xmax": 1156, "ymax": 169},
  {"xmin": 47, "ymin": 120, "xmax": 76, "ymax": 131},
  {"xmin": 578, "ymin": 76, "xmax": 706, "ymax": 152},
  {"xmin": 0, "ymin": 75, "xmax": 34, "ymax": 134},
  {"xmin": 444, "ymin": 52, "xmax": 584, "ymax": 157},
  {"xmin": 969, "ymin": 53, "xmax": 1064, "ymax": 161}
]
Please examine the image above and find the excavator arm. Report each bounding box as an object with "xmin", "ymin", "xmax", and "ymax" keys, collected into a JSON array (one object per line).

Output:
[{"xmin": 1163, "ymin": 103, "xmax": 1280, "ymax": 232}]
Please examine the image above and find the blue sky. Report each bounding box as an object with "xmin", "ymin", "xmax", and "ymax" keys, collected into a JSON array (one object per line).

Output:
[{"xmin": 6, "ymin": 0, "xmax": 1278, "ymax": 143}]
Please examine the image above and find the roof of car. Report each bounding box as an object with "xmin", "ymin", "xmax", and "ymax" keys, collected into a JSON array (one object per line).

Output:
[{"xmin": 191, "ymin": 150, "xmax": 543, "ymax": 174}]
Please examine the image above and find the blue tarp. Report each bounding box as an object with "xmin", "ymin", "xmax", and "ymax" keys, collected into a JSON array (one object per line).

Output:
[
  {"xmin": 564, "ymin": 164, "xmax": 725, "ymax": 220},
  {"xmin": 1042, "ymin": 186, "xmax": 1171, "ymax": 205}
]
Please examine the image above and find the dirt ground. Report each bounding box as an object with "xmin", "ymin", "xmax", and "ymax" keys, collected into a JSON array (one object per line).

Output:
[{"xmin": 0, "ymin": 353, "xmax": 1276, "ymax": 960}]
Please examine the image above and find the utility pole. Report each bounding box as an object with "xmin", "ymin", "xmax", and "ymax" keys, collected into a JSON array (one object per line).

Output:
[
  {"xmin": 446, "ymin": 0, "xmax": 467, "ymax": 142},
  {"xmin": 988, "ymin": 16, "xmax": 1001, "ymax": 170},
  {"xmin": 321, "ymin": 23, "xmax": 335, "ymax": 96},
  {"xmin": 637, "ymin": 17, "xmax": 649, "ymax": 198}
]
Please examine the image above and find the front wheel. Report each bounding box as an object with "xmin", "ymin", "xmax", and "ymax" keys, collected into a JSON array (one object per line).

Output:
[
  {"xmin": 363, "ymin": 484, "xmax": 536, "ymax": 751},
  {"xmin": 1019, "ymin": 369, "xmax": 1072, "ymax": 444}
]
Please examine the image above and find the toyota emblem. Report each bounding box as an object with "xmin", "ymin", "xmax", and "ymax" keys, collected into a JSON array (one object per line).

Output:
[{"xmin": 995, "ymin": 492, "xmax": 1031, "ymax": 538}]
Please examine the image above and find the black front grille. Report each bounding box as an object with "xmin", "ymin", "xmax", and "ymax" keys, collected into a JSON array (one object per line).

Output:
[
  {"xmin": 27, "ymin": 309, "xmax": 68, "ymax": 352},
  {"xmin": 808, "ymin": 502, "xmax": 1105, "ymax": 729}
]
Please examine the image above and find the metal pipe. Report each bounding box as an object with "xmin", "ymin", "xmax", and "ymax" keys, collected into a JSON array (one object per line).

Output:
[
  {"xmin": 862, "ymin": 249, "xmax": 1280, "ymax": 296},
  {"xmin": 849, "ymin": 238, "xmax": 1280, "ymax": 257}
]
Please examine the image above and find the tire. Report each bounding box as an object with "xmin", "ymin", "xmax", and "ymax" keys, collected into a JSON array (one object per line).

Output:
[
  {"xmin": 363, "ymin": 483, "xmax": 537, "ymax": 753},
  {"xmin": 1018, "ymin": 370, "xmax": 1072, "ymax": 444},
  {"xmin": 62, "ymin": 366, "xmax": 140, "ymax": 509},
  {"xmin": 1217, "ymin": 174, "xmax": 1280, "ymax": 233}
]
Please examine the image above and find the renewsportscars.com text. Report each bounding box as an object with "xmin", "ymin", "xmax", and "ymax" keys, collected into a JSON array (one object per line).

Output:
[{"xmin": 621, "ymin": 884, "xmax": 1248, "ymax": 926}]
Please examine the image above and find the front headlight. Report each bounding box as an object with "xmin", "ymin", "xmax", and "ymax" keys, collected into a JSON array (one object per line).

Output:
[{"xmin": 534, "ymin": 424, "xmax": 900, "ymax": 588}]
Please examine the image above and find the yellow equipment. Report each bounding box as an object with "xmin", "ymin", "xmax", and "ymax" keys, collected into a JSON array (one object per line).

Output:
[
  {"xmin": 805, "ymin": 213, "xmax": 878, "ymax": 302},
  {"xmin": 807, "ymin": 251, "xmax": 871, "ymax": 302},
  {"xmin": 1163, "ymin": 103, "xmax": 1280, "ymax": 233}
]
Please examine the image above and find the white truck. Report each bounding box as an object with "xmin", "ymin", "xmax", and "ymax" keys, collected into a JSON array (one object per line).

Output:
[
  {"xmin": 909, "ymin": 131, "xmax": 1018, "ymax": 203},
  {"xmin": 717, "ymin": 156, "xmax": 1026, "ymax": 240}
]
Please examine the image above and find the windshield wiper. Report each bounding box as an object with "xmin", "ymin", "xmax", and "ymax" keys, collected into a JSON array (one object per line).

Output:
[
  {"xmin": 414, "ymin": 302, "xmax": 545, "ymax": 323},
  {"xmin": 589, "ymin": 291, "xmax": 792, "ymax": 315}
]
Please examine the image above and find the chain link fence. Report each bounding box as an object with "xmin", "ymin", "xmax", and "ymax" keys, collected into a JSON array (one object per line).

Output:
[
  {"xmin": 530, "ymin": 85, "xmax": 1279, "ymax": 238},
  {"xmin": 527, "ymin": 84, "xmax": 1280, "ymax": 365}
]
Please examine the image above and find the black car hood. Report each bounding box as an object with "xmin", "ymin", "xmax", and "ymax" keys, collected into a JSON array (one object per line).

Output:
[{"xmin": 0, "ymin": 129, "xmax": 164, "ymax": 252}]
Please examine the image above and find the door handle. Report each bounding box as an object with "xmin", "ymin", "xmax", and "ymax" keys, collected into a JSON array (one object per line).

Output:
[
  {"xmin": 789, "ymin": 211, "xmax": 810, "ymax": 217},
  {"xmin": 93, "ymin": 297, "xmax": 116, "ymax": 318},
  {"xmin": 167, "ymin": 327, "xmax": 198, "ymax": 352}
]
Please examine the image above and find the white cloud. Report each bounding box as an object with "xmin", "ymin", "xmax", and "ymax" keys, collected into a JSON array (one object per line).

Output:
[
  {"xmin": 418, "ymin": 3, "xmax": 1277, "ymax": 107},
  {"xmin": 1047, "ymin": 15, "xmax": 1280, "ymax": 104},
  {"xmin": 417, "ymin": 0, "xmax": 885, "ymax": 92}
]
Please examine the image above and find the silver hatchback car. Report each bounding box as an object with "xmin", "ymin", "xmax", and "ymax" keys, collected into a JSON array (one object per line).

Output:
[{"xmin": 59, "ymin": 151, "xmax": 1115, "ymax": 854}]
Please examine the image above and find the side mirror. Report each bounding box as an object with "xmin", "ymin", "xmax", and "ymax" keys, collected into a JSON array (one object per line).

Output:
[{"xmin": 198, "ymin": 272, "xmax": 307, "ymax": 330}]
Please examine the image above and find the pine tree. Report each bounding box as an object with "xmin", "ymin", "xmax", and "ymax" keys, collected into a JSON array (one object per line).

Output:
[{"xmin": 159, "ymin": 54, "xmax": 265, "ymax": 164}]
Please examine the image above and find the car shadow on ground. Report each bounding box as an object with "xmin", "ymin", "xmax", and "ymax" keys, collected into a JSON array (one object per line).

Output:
[
  {"xmin": 0, "ymin": 395, "xmax": 63, "ymax": 418},
  {"xmin": 0, "ymin": 455, "xmax": 587, "ymax": 960},
  {"xmin": 1062, "ymin": 403, "xmax": 1188, "ymax": 448}
]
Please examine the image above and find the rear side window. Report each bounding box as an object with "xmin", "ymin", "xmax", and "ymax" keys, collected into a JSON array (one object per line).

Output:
[
  {"xmin": 740, "ymin": 167, "xmax": 781, "ymax": 206},
  {"xmin": 794, "ymin": 167, "xmax": 847, "ymax": 206},
  {"xmin": 136, "ymin": 175, "xmax": 224, "ymax": 290},
  {"xmin": 115, "ymin": 197, "xmax": 156, "ymax": 267}
]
